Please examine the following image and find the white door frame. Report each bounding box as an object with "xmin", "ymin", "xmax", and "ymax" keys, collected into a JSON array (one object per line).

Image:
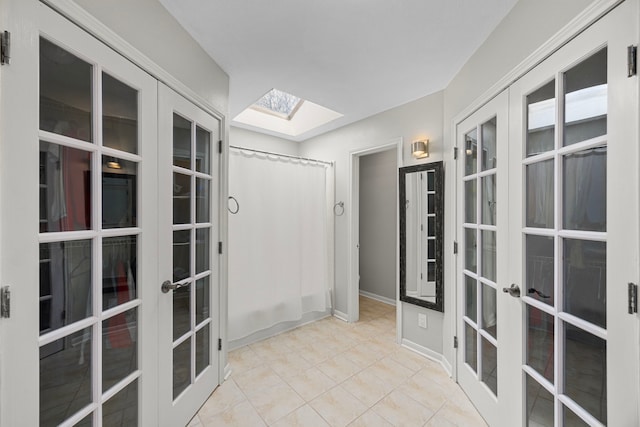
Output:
[{"xmin": 347, "ymin": 138, "xmax": 403, "ymax": 336}]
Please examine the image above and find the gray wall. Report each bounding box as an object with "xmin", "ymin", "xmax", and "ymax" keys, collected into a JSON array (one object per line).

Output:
[{"xmin": 358, "ymin": 149, "xmax": 397, "ymax": 302}]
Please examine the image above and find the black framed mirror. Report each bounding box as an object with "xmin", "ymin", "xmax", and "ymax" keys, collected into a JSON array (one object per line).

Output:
[{"xmin": 399, "ymin": 161, "xmax": 444, "ymax": 311}]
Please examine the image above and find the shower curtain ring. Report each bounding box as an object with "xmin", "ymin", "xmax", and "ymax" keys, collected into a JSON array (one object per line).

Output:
[
  {"xmin": 228, "ymin": 196, "xmax": 240, "ymax": 214},
  {"xmin": 333, "ymin": 201, "xmax": 344, "ymax": 216}
]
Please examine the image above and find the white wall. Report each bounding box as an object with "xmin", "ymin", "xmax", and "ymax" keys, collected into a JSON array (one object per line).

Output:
[
  {"xmin": 230, "ymin": 127, "xmax": 300, "ymax": 156},
  {"xmin": 73, "ymin": 0, "xmax": 229, "ymax": 115},
  {"xmin": 299, "ymin": 91, "xmax": 445, "ymax": 346},
  {"xmin": 359, "ymin": 149, "xmax": 397, "ymax": 302}
]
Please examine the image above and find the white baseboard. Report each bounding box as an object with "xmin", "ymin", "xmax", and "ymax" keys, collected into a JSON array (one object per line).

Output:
[
  {"xmin": 440, "ymin": 357, "xmax": 453, "ymax": 378},
  {"xmin": 333, "ymin": 310, "xmax": 348, "ymax": 322},
  {"xmin": 223, "ymin": 363, "xmax": 232, "ymax": 381},
  {"xmin": 401, "ymin": 338, "xmax": 454, "ymax": 380},
  {"xmin": 228, "ymin": 310, "xmax": 331, "ymax": 351},
  {"xmin": 359, "ymin": 290, "xmax": 396, "ymax": 306}
]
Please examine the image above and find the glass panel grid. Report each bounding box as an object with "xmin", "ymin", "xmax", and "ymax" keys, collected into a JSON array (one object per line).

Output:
[
  {"xmin": 39, "ymin": 39, "xmax": 142, "ymax": 426},
  {"xmin": 462, "ymin": 121, "xmax": 498, "ymax": 395},
  {"xmin": 522, "ymin": 48, "xmax": 608, "ymax": 427},
  {"xmin": 171, "ymin": 114, "xmax": 213, "ymax": 400}
]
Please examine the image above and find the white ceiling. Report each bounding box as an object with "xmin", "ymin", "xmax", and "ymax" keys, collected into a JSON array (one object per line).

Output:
[{"xmin": 159, "ymin": 0, "xmax": 519, "ymax": 141}]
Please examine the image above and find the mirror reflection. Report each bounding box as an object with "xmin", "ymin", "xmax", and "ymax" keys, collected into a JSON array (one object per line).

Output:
[{"xmin": 399, "ymin": 161, "xmax": 444, "ymax": 311}]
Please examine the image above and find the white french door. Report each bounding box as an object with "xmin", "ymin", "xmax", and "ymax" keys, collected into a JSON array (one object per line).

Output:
[
  {"xmin": 158, "ymin": 83, "xmax": 221, "ymax": 427},
  {"xmin": 456, "ymin": 90, "xmax": 513, "ymax": 427},
  {"xmin": 457, "ymin": 1, "xmax": 640, "ymax": 426},
  {"xmin": 0, "ymin": 2, "xmax": 222, "ymax": 426},
  {"xmin": 0, "ymin": 2, "xmax": 159, "ymax": 425}
]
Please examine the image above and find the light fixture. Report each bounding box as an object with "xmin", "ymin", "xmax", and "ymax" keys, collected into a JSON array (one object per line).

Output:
[
  {"xmin": 465, "ymin": 137, "xmax": 476, "ymax": 157},
  {"xmin": 107, "ymin": 159, "xmax": 122, "ymax": 169},
  {"xmin": 411, "ymin": 140, "xmax": 429, "ymax": 159}
]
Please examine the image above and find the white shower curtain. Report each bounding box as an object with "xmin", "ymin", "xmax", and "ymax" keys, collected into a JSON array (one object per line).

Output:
[{"xmin": 228, "ymin": 148, "xmax": 332, "ymax": 341}]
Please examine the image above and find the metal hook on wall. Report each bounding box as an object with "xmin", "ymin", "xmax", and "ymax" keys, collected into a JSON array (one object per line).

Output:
[
  {"xmin": 228, "ymin": 196, "xmax": 240, "ymax": 214},
  {"xmin": 333, "ymin": 201, "xmax": 345, "ymax": 216}
]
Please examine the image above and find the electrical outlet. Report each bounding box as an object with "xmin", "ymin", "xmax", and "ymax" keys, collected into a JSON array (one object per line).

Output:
[{"xmin": 418, "ymin": 313, "xmax": 427, "ymax": 328}]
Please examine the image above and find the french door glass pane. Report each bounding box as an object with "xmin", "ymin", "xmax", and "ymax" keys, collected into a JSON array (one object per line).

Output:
[
  {"xmin": 173, "ymin": 173, "xmax": 191, "ymax": 225},
  {"xmin": 173, "ymin": 285, "xmax": 191, "ymax": 340},
  {"xmin": 563, "ymin": 48, "xmax": 607, "ymax": 146},
  {"xmin": 196, "ymin": 178, "xmax": 210, "ymax": 223},
  {"xmin": 465, "ymin": 322, "xmax": 477, "ymax": 372},
  {"xmin": 563, "ymin": 239, "xmax": 606, "ymax": 328},
  {"xmin": 481, "ymin": 231, "xmax": 496, "ymax": 283},
  {"xmin": 481, "ymin": 337, "xmax": 497, "ymax": 396},
  {"xmin": 39, "ymin": 37, "xmax": 93, "ymax": 142},
  {"xmin": 102, "ymin": 308, "xmax": 138, "ymax": 392},
  {"xmin": 102, "ymin": 157, "xmax": 137, "ymax": 228},
  {"xmin": 481, "ymin": 175, "xmax": 496, "ymax": 225},
  {"xmin": 481, "ymin": 117, "xmax": 497, "ymax": 171},
  {"xmin": 173, "ymin": 230, "xmax": 191, "ymax": 282},
  {"xmin": 195, "ymin": 277, "xmax": 210, "ymax": 325},
  {"xmin": 465, "ymin": 228, "xmax": 477, "ymax": 273},
  {"xmin": 173, "ymin": 339, "xmax": 191, "ymax": 399},
  {"xmin": 196, "ymin": 126, "xmax": 211, "ymax": 174},
  {"xmin": 563, "ymin": 147, "xmax": 606, "ymax": 232},
  {"xmin": 526, "ymin": 375, "xmax": 553, "ymax": 427},
  {"xmin": 564, "ymin": 322, "xmax": 607, "ymax": 424},
  {"xmin": 39, "ymin": 240, "xmax": 92, "ymax": 334},
  {"xmin": 196, "ymin": 324, "xmax": 210, "ymax": 376},
  {"xmin": 481, "ymin": 284, "xmax": 497, "ymax": 339},
  {"xmin": 465, "ymin": 180, "xmax": 476, "ymax": 223},
  {"xmin": 526, "ymin": 160, "xmax": 554, "ymax": 229},
  {"xmin": 196, "ymin": 228, "xmax": 210, "ymax": 274},
  {"xmin": 526, "ymin": 305, "xmax": 554, "ymax": 383},
  {"xmin": 526, "ymin": 80, "xmax": 555, "ymax": 156},
  {"xmin": 103, "ymin": 379, "xmax": 138, "ymax": 426},
  {"xmin": 40, "ymin": 142, "xmax": 92, "ymax": 232},
  {"xmin": 102, "ymin": 236, "xmax": 137, "ymax": 310},
  {"xmin": 173, "ymin": 114, "xmax": 192, "ymax": 169},
  {"xmin": 525, "ymin": 235, "xmax": 554, "ymax": 306},
  {"xmin": 563, "ymin": 406, "xmax": 590, "ymax": 427},
  {"xmin": 102, "ymin": 72, "xmax": 138, "ymax": 154},
  {"xmin": 465, "ymin": 128, "xmax": 478, "ymax": 176},
  {"xmin": 465, "ymin": 275, "xmax": 477, "ymax": 323},
  {"xmin": 40, "ymin": 327, "xmax": 92, "ymax": 426}
]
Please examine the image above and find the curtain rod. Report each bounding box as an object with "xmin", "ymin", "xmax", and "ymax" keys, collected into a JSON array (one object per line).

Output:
[{"xmin": 229, "ymin": 145, "xmax": 333, "ymax": 166}]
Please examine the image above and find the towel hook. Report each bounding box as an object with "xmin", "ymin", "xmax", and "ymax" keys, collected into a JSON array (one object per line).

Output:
[
  {"xmin": 333, "ymin": 201, "xmax": 345, "ymax": 216},
  {"xmin": 228, "ymin": 196, "xmax": 240, "ymax": 214}
]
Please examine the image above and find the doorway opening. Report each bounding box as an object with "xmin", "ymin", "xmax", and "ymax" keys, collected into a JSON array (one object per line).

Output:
[{"xmin": 348, "ymin": 138, "xmax": 402, "ymax": 340}]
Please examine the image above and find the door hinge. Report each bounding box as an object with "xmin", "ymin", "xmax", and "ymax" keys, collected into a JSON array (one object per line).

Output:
[
  {"xmin": 1, "ymin": 31, "xmax": 10, "ymax": 65},
  {"xmin": 218, "ymin": 338, "xmax": 222, "ymax": 351},
  {"xmin": 628, "ymin": 45, "xmax": 637, "ymax": 77},
  {"xmin": 453, "ymin": 336, "xmax": 458, "ymax": 348},
  {"xmin": 629, "ymin": 283, "xmax": 638, "ymax": 314},
  {"xmin": 453, "ymin": 147, "xmax": 458, "ymax": 160},
  {"xmin": 453, "ymin": 241, "xmax": 458, "ymax": 254},
  {"xmin": 218, "ymin": 140, "xmax": 223, "ymax": 154},
  {"xmin": 218, "ymin": 241, "xmax": 223, "ymax": 254},
  {"xmin": 1, "ymin": 286, "xmax": 10, "ymax": 318}
]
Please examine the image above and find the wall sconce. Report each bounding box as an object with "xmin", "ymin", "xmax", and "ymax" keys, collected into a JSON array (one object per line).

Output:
[
  {"xmin": 411, "ymin": 140, "xmax": 429, "ymax": 159},
  {"xmin": 107, "ymin": 158, "xmax": 122, "ymax": 169}
]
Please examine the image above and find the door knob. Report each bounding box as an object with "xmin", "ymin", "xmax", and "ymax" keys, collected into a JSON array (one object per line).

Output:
[
  {"xmin": 502, "ymin": 283, "xmax": 521, "ymax": 298},
  {"xmin": 161, "ymin": 280, "xmax": 188, "ymax": 293}
]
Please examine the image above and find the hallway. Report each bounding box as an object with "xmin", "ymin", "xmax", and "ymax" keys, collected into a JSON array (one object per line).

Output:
[{"xmin": 190, "ymin": 297, "xmax": 486, "ymax": 426}]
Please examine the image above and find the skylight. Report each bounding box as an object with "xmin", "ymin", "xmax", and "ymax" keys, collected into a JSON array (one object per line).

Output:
[{"xmin": 251, "ymin": 88, "xmax": 303, "ymax": 120}]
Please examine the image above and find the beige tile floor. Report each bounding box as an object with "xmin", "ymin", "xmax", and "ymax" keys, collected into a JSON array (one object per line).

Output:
[{"xmin": 189, "ymin": 296, "xmax": 487, "ymax": 427}]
